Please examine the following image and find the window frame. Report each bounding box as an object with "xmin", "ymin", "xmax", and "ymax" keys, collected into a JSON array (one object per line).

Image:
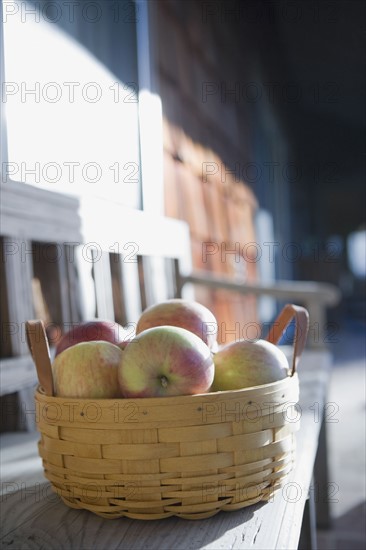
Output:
[{"xmin": 0, "ymin": 0, "xmax": 167, "ymax": 401}]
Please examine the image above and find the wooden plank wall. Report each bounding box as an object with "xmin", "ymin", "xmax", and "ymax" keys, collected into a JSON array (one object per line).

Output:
[{"xmin": 154, "ymin": 1, "xmax": 259, "ymax": 344}]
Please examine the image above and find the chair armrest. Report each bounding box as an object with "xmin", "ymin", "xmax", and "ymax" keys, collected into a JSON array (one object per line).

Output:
[{"xmin": 179, "ymin": 270, "xmax": 341, "ymax": 348}]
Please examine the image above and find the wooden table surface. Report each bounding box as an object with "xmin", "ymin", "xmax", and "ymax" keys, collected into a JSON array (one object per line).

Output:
[{"xmin": 1, "ymin": 350, "xmax": 331, "ymax": 550}]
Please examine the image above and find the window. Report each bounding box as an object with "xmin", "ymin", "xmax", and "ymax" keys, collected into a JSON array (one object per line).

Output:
[
  {"xmin": 0, "ymin": 0, "xmax": 165, "ymax": 419},
  {"xmin": 2, "ymin": 0, "xmax": 142, "ymax": 208}
]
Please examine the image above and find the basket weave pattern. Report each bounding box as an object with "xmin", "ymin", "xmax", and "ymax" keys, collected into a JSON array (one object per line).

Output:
[
  {"xmin": 35, "ymin": 375, "xmax": 299, "ymax": 520},
  {"xmin": 28, "ymin": 303, "xmax": 308, "ymax": 519}
]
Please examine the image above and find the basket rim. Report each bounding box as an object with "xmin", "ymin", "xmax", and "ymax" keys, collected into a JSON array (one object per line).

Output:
[{"xmin": 35, "ymin": 372, "xmax": 298, "ymax": 406}]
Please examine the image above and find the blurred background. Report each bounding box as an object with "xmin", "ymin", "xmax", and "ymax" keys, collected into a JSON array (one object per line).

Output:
[{"xmin": 1, "ymin": 1, "xmax": 365, "ymax": 547}]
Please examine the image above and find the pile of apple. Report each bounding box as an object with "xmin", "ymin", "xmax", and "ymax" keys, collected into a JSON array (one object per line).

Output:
[{"xmin": 52, "ymin": 299, "xmax": 290, "ymax": 399}]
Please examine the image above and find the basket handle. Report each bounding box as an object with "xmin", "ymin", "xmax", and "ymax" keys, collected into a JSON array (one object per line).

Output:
[
  {"xmin": 26, "ymin": 320, "xmax": 54, "ymax": 396},
  {"xmin": 265, "ymin": 304, "xmax": 309, "ymax": 376}
]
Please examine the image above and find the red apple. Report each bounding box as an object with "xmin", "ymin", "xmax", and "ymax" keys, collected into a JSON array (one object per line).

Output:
[
  {"xmin": 52, "ymin": 341, "xmax": 123, "ymax": 398},
  {"xmin": 118, "ymin": 325, "xmax": 215, "ymax": 398},
  {"xmin": 55, "ymin": 320, "xmax": 133, "ymax": 356},
  {"xmin": 211, "ymin": 339, "xmax": 290, "ymax": 391},
  {"xmin": 136, "ymin": 299, "xmax": 218, "ymax": 350}
]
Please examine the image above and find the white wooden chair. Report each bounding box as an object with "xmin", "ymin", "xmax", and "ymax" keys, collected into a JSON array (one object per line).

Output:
[{"xmin": 1, "ymin": 180, "xmax": 339, "ymax": 398}]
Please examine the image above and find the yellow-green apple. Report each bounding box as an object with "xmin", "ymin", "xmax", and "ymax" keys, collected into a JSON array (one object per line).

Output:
[
  {"xmin": 136, "ymin": 299, "xmax": 218, "ymax": 351},
  {"xmin": 211, "ymin": 339, "xmax": 289, "ymax": 391},
  {"xmin": 118, "ymin": 325, "xmax": 215, "ymax": 397},
  {"xmin": 52, "ymin": 341, "xmax": 123, "ymax": 398},
  {"xmin": 55, "ymin": 320, "xmax": 132, "ymax": 356},
  {"xmin": 117, "ymin": 340, "xmax": 131, "ymax": 351}
]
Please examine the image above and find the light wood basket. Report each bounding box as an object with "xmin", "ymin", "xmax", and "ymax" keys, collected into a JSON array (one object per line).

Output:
[{"xmin": 27, "ymin": 304, "xmax": 309, "ymax": 520}]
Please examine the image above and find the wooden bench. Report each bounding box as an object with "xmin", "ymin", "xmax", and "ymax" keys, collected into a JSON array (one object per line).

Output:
[
  {"xmin": 1, "ymin": 182, "xmax": 339, "ymax": 547},
  {"xmin": 0, "ymin": 348, "xmax": 331, "ymax": 549}
]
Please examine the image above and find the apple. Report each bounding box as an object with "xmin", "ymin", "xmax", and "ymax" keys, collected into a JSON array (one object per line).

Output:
[
  {"xmin": 118, "ymin": 325, "xmax": 215, "ymax": 398},
  {"xmin": 52, "ymin": 341, "xmax": 123, "ymax": 398},
  {"xmin": 55, "ymin": 320, "xmax": 132, "ymax": 356},
  {"xmin": 136, "ymin": 299, "xmax": 218, "ymax": 351},
  {"xmin": 211, "ymin": 339, "xmax": 290, "ymax": 391},
  {"xmin": 117, "ymin": 340, "xmax": 131, "ymax": 351}
]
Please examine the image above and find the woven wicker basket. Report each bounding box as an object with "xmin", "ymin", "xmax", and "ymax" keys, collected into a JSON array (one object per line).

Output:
[{"xmin": 27, "ymin": 304, "xmax": 308, "ymax": 520}]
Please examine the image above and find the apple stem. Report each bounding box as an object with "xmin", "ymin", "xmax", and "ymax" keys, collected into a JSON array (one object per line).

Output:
[{"xmin": 160, "ymin": 375, "xmax": 168, "ymax": 388}]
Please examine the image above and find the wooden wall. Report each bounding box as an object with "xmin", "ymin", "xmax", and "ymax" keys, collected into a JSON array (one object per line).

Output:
[{"xmin": 154, "ymin": 0, "xmax": 260, "ymax": 343}]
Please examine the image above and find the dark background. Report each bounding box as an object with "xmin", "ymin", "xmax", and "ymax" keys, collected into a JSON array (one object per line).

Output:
[
  {"xmin": 260, "ymin": 0, "xmax": 365, "ymax": 319},
  {"xmin": 255, "ymin": 0, "xmax": 365, "ymax": 262}
]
